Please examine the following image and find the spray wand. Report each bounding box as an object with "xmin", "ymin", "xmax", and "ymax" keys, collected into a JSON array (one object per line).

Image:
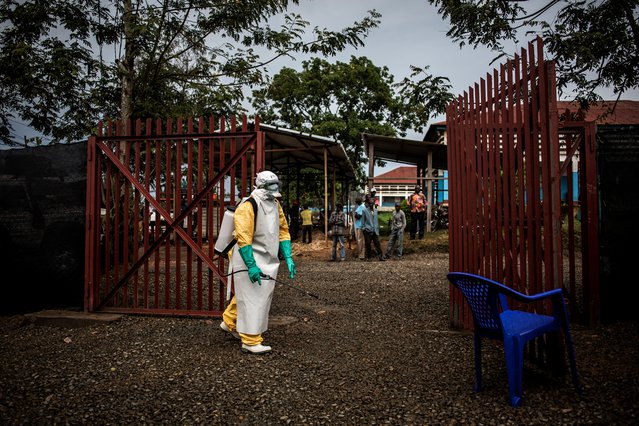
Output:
[
  {"xmin": 260, "ymin": 273, "xmax": 320, "ymax": 299},
  {"xmin": 221, "ymin": 269, "xmax": 320, "ymax": 300}
]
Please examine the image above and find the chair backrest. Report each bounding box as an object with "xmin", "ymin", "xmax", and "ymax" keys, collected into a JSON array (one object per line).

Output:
[{"xmin": 447, "ymin": 273, "xmax": 502, "ymax": 333}]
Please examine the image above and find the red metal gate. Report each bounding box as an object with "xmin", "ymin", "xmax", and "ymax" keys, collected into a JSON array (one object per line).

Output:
[
  {"xmin": 446, "ymin": 38, "xmax": 600, "ymax": 328},
  {"xmin": 84, "ymin": 116, "xmax": 265, "ymax": 316}
]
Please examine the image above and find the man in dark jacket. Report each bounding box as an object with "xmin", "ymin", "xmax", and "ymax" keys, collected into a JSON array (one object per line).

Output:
[
  {"xmin": 361, "ymin": 197, "xmax": 385, "ymax": 261},
  {"xmin": 328, "ymin": 203, "xmax": 346, "ymax": 261}
]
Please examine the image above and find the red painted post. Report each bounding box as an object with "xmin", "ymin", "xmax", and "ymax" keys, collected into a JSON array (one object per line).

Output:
[
  {"xmin": 175, "ymin": 117, "xmax": 183, "ymax": 310},
  {"xmin": 186, "ymin": 117, "xmax": 194, "ymax": 311},
  {"xmin": 546, "ymin": 57, "xmax": 564, "ymax": 299},
  {"xmin": 486, "ymin": 71, "xmax": 497, "ymax": 281},
  {"xmin": 131, "ymin": 120, "xmax": 141, "ymax": 308},
  {"xmin": 582, "ymin": 123, "xmax": 600, "ymax": 324},
  {"xmin": 514, "ymin": 53, "xmax": 527, "ymax": 303},
  {"xmin": 528, "ymin": 43, "xmax": 543, "ymax": 297},
  {"xmin": 479, "ymin": 81, "xmax": 491, "ymax": 279},
  {"xmin": 154, "ymin": 119, "xmax": 162, "ymax": 309},
  {"xmin": 241, "ymin": 115, "xmax": 249, "ymax": 196},
  {"xmin": 196, "ymin": 117, "xmax": 205, "ymax": 311},
  {"xmin": 143, "ymin": 118, "xmax": 152, "ymax": 309},
  {"xmin": 567, "ymin": 151, "xmax": 576, "ymax": 320},
  {"xmin": 208, "ymin": 115, "xmax": 216, "ymax": 311},
  {"xmin": 230, "ymin": 116, "xmax": 237, "ymax": 206},
  {"xmin": 84, "ymin": 136, "xmax": 96, "ymax": 312}
]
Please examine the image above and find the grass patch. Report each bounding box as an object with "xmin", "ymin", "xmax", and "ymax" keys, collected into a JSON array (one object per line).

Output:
[{"xmin": 395, "ymin": 230, "xmax": 450, "ymax": 254}]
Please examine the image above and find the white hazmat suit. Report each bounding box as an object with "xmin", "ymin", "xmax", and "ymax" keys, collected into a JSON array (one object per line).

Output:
[{"xmin": 220, "ymin": 171, "xmax": 296, "ymax": 354}]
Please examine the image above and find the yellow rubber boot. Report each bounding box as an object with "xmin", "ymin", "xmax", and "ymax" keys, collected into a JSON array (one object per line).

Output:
[{"xmin": 221, "ymin": 296, "xmax": 267, "ymax": 351}]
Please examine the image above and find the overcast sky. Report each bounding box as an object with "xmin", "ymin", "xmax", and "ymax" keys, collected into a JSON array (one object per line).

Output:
[
  {"xmin": 7, "ymin": 0, "xmax": 638, "ymax": 154},
  {"xmin": 264, "ymin": 0, "xmax": 638, "ymax": 131},
  {"xmin": 267, "ymin": 0, "xmax": 507, "ymax": 109},
  {"xmin": 265, "ymin": 0, "xmax": 638, "ymax": 173}
]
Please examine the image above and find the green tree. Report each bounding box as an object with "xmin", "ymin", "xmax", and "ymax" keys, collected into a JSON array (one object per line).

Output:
[
  {"xmin": 251, "ymin": 56, "xmax": 453, "ymax": 181},
  {"xmin": 0, "ymin": 0, "xmax": 381, "ymax": 146},
  {"xmin": 429, "ymin": 0, "xmax": 639, "ymax": 106},
  {"xmin": 0, "ymin": 0, "xmax": 118, "ymax": 145}
]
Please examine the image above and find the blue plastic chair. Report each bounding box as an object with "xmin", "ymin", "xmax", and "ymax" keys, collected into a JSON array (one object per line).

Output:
[{"xmin": 447, "ymin": 272, "xmax": 582, "ymax": 407}]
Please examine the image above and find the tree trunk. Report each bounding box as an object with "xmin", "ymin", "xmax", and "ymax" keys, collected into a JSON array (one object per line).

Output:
[{"xmin": 120, "ymin": 0, "xmax": 135, "ymax": 125}]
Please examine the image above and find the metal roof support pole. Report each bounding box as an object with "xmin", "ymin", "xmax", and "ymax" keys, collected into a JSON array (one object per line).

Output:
[
  {"xmin": 85, "ymin": 135, "xmax": 98, "ymax": 312},
  {"xmin": 344, "ymin": 177, "xmax": 350, "ymax": 212},
  {"xmin": 324, "ymin": 147, "xmax": 329, "ymax": 245},
  {"xmin": 296, "ymin": 163, "xmax": 301, "ymax": 202},
  {"xmin": 426, "ymin": 151, "xmax": 433, "ymax": 233},
  {"xmin": 285, "ymin": 154, "xmax": 290, "ymax": 208},
  {"xmin": 332, "ymin": 167, "xmax": 336, "ymax": 210},
  {"xmin": 367, "ymin": 142, "xmax": 375, "ymax": 192}
]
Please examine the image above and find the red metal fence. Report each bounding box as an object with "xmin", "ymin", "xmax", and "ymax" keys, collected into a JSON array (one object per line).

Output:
[
  {"xmin": 446, "ymin": 38, "xmax": 600, "ymax": 328},
  {"xmin": 84, "ymin": 116, "xmax": 264, "ymax": 317}
]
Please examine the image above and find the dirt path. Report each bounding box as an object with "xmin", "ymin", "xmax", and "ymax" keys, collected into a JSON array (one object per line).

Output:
[{"xmin": 1, "ymin": 241, "xmax": 637, "ymax": 425}]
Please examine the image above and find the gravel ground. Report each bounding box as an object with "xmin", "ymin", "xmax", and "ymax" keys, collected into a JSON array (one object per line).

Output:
[{"xmin": 1, "ymin": 241, "xmax": 638, "ymax": 425}]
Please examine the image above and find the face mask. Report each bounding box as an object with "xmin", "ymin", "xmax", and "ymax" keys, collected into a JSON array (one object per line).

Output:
[
  {"xmin": 265, "ymin": 182, "xmax": 279, "ymax": 191},
  {"xmin": 263, "ymin": 182, "xmax": 280, "ymax": 197}
]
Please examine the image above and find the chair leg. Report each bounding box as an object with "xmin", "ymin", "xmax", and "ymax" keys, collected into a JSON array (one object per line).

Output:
[
  {"xmin": 562, "ymin": 326, "xmax": 582, "ymax": 395},
  {"xmin": 504, "ymin": 337, "xmax": 524, "ymax": 407},
  {"xmin": 473, "ymin": 333, "xmax": 482, "ymax": 392}
]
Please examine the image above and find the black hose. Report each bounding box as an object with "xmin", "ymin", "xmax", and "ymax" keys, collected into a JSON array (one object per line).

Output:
[{"xmin": 223, "ymin": 268, "xmax": 320, "ymax": 299}]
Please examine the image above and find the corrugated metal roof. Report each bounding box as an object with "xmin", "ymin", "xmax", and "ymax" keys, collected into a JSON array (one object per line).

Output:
[
  {"xmin": 361, "ymin": 133, "xmax": 448, "ymax": 170},
  {"xmin": 374, "ymin": 166, "xmax": 417, "ymax": 183},
  {"xmin": 260, "ymin": 124, "xmax": 357, "ymax": 180},
  {"xmin": 557, "ymin": 100, "xmax": 639, "ymax": 125}
]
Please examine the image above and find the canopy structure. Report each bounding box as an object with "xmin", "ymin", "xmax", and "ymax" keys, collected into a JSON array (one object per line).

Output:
[
  {"xmin": 361, "ymin": 132, "xmax": 448, "ymax": 232},
  {"xmin": 361, "ymin": 133, "xmax": 447, "ymax": 171},
  {"xmin": 261, "ymin": 124, "xmax": 357, "ymax": 180},
  {"xmin": 261, "ymin": 124, "xmax": 358, "ymax": 241}
]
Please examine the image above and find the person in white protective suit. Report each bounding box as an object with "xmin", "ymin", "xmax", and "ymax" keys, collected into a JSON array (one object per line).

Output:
[{"xmin": 219, "ymin": 171, "xmax": 297, "ymax": 354}]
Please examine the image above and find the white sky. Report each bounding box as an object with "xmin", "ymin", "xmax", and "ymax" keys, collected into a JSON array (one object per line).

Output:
[
  {"xmin": 269, "ymin": 0, "xmax": 639, "ymax": 110},
  {"xmin": 263, "ymin": 0, "xmax": 638, "ymax": 172},
  {"xmin": 7, "ymin": 0, "xmax": 638, "ymax": 155},
  {"xmin": 267, "ymin": 0, "xmax": 507, "ymax": 115}
]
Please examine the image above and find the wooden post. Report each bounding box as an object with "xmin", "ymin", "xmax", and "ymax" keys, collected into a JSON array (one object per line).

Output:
[
  {"xmin": 426, "ymin": 151, "xmax": 433, "ymax": 233},
  {"xmin": 285, "ymin": 155, "xmax": 290, "ymax": 208},
  {"xmin": 331, "ymin": 167, "xmax": 337, "ymax": 207},
  {"xmin": 296, "ymin": 163, "xmax": 301, "ymax": 202},
  {"xmin": 368, "ymin": 142, "xmax": 375, "ymax": 192},
  {"xmin": 324, "ymin": 147, "xmax": 329, "ymax": 244}
]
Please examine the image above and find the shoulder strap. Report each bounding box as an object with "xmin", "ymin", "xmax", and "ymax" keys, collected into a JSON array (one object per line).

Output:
[
  {"xmin": 247, "ymin": 196, "xmax": 257, "ymax": 216},
  {"xmin": 247, "ymin": 197, "xmax": 258, "ymax": 230}
]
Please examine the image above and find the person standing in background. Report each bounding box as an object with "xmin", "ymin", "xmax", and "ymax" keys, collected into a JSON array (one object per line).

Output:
[
  {"xmin": 408, "ymin": 185, "xmax": 427, "ymax": 240},
  {"xmin": 368, "ymin": 187, "xmax": 378, "ymax": 208},
  {"xmin": 384, "ymin": 202, "xmax": 406, "ymax": 260},
  {"xmin": 300, "ymin": 205, "xmax": 313, "ymax": 244},
  {"xmin": 328, "ymin": 202, "xmax": 346, "ymax": 261},
  {"xmin": 361, "ymin": 197, "xmax": 385, "ymax": 261},
  {"xmin": 288, "ymin": 199, "xmax": 300, "ymax": 241},
  {"xmin": 353, "ymin": 196, "xmax": 366, "ymax": 260}
]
